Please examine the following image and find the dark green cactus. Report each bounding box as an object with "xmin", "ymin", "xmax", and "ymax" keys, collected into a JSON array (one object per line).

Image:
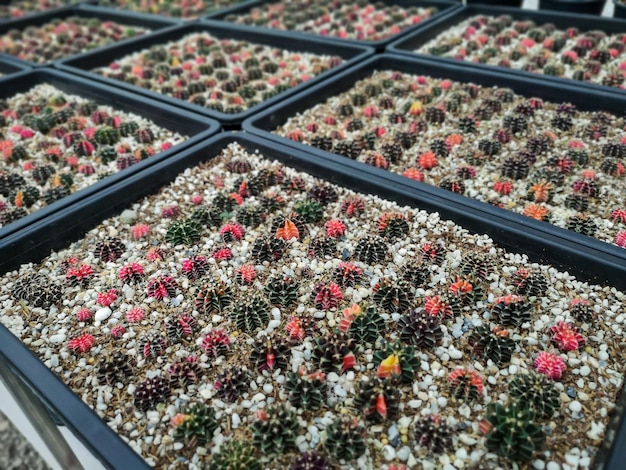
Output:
[
  {"xmin": 354, "ymin": 377, "xmax": 402, "ymax": 422},
  {"xmin": 373, "ymin": 340, "xmax": 420, "ymax": 384},
  {"xmin": 414, "ymin": 415, "xmax": 454, "ymax": 454},
  {"xmin": 312, "ymin": 331, "xmax": 356, "ymax": 374},
  {"xmin": 194, "ymin": 281, "xmax": 232, "ymax": 315},
  {"xmin": 295, "ymin": 199, "xmax": 324, "ymax": 223},
  {"xmin": 230, "ymin": 295, "xmax": 270, "ymax": 334},
  {"xmin": 284, "ymin": 370, "xmax": 327, "ymax": 411},
  {"xmin": 94, "ymin": 126, "xmax": 120, "ymax": 145},
  {"xmin": 398, "ymin": 309, "xmax": 442, "ymax": 349},
  {"xmin": 324, "ymin": 415, "xmax": 366, "ymax": 462},
  {"xmin": 468, "ymin": 325, "xmax": 516, "ymax": 367},
  {"xmin": 372, "ymin": 277, "xmax": 412, "ymax": 313},
  {"xmin": 209, "ymin": 440, "xmax": 260, "ymax": 470},
  {"xmin": 485, "ymin": 402, "xmax": 546, "ymax": 462},
  {"xmin": 492, "ymin": 295, "xmax": 533, "ymax": 328},
  {"xmin": 509, "ymin": 372, "xmax": 560, "ymax": 420},
  {"xmin": 165, "ymin": 218, "xmax": 203, "ymax": 245},
  {"xmin": 347, "ymin": 306, "xmax": 385, "ymax": 345},
  {"xmin": 251, "ymin": 404, "xmax": 301, "ymax": 456},
  {"xmin": 264, "ymin": 275, "xmax": 299, "ymax": 308},
  {"xmin": 174, "ymin": 403, "xmax": 218, "ymax": 447}
]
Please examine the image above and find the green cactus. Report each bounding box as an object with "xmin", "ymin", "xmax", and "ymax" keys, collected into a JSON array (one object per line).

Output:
[
  {"xmin": 165, "ymin": 218, "xmax": 203, "ymax": 245},
  {"xmin": 354, "ymin": 377, "xmax": 401, "ymax": 422},
  {"xmin": 283, "ymin": 370, "xmax": 326, "ymax": 411},
  {"xmin": 230, "ymin": 295, "xmax": 270, "ymax": 334},
  {"xmin": 251, "ymin": 404, "xmax": 301, "ymax": 456},
  {"xmin": 347, "ymin": 306, "xmax": 385, "ymax": 345},
  {"xmin": 372, "ymin": 278, "xmax": 412, "ymax": 313},
  {"xmin": 491, "ymin": 295, "xmax": 533, "ymax": 328},
  {"xmin": 468, "ymin": 325, "xmax": 516, "ymax": 367},
  {"xmin": 398, "ymin": 309, "xmax": 442, "ymax": 349},
  {"xmin": 174, "ymin": 403, "xmax": 218, "ymax": 447},
  {"xmin": 94, "ymin": 126, "xmax": 120, "ymax": 145},
  {"xmin": 509, "ymin": 372, "xmax": 560, "ymax": 420},
  {"xmin": 373, "ymin": 340, "xmax": 420, "ymax": 384},
  {"xmin": 485, "ymin": 402, "xmax": 546, "ymax": 462},
  {"xmin": 324, "ymin": 415, "xmax": 366, "ymax": 462},
  {"xmin": 209, "ymin": 440, "xmax": 260, "ymax": 470},
  {"xmin": 264, "ymin": 275, "xmax": 299, "ymax": 308},
  {"xmin": 295, "ymin": 199, "xmax": 324, "ymax": 223}
]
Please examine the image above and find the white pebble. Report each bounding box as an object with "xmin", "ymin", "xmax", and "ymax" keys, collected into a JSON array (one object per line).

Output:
[
  {"xmin": 397, "ymin": 446, "xmax": 410, "ymax": 461},
  {"xmin": 49, "ymin": 334, "xmax": 66, "ymax": 344},
  {"xmin": 263, "ymin": 383, "xmax": 273, "ymax": 394},
  {"xmin": 579, "ymin": 365, "xmax": 591, "ymax": 377},
  {"xmin": 95, "ymin": 307, "xmax": 112, "ymax": 322},
  {"xmin": 231, "ymin": 413, "xmax": 240, "ymax": 429},
  {"xmin": 382, "ymin": 445, "xmax": 395, "ymax": 461},
  {"xmin": 569, "ymin": 401, "xmax": 582, "ymax": 413}
]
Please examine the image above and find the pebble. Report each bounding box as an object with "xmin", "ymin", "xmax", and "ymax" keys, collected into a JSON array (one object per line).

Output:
[
  {"xmin": 231, "ymin": 413, "xmax": 240, "ymax": 429},
  {"xmin": 459, "ymin": 434, "xmax": 477, "ymax": 445},
  {"xmin": 333, "ymin": 384, "xmax": 347, "ymax": 397},
  {"xmin": 95, "ymin": 307, "xmax": 112, "ymax": 322},
  {"xmin": 547, "ymin": 462, "xmax": 560, "ymax": 470},
  {"xmin": 49, "ymin": 334, "xmax": 66, "ymax": 344},
  {"xmin": 119, "ymin": 209, "xmax": 137, "ymax": 224},
  {"xmin": 396, "ymin": 446, "xmax": 410, "ymax": 461},
  {"xmin": 382, "ymin": 445, "xmax": 395, "ymax": 461},
  {"xmin": 252, "ymin": 393, "xmax": 265, "ymax": 403},
  {"xmin": 569, "ymin": 401, "xmax": 582, "ymax": 413},
  {"xmin": 388, "ymin": 424, "xmax": 399, "ymax": 444},
  {"xmin": 263, "ymin": 383, "xmax": 273, "ymax": 394},
  {"xmin": 327, "ymin": 372, "xmax": 339, "ymax": 382},
  {"xmin": 579, "ymin": 365, "xmax": 591, "ymax": 377}
]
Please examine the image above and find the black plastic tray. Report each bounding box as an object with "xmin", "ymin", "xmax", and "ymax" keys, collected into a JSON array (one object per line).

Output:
[
  {"xmin": 0, "ymin": 54, "xmax": 28, "ymax": 74},
  {"xmin": 206, "ymin": 0, "xmax": 461, "ymax": 51},
  {"xmin": 94, "ymin": 0, "xmax": 258, "ymax": 20},
  {"xmin": 1, "ymin": 130, "xmax": 626, "ymax": 469},
  {"xmin": 242, "ymin": 53, "xmax": 626, "ymax": 289},
  {"xmin": 387, "ymin": 4, "xmax": 626, "ymax": 94},
  {"xmin": 0, "ymin": 0, "xmax": 98, "ymax": 22},
  {"xmin": 0, "ymin": 4, "xmax": 179, "ymax": 67},
  {"xmin": 0, "ymin": 68, "xmax": 220, "ymax": 240},
  {"xmin": 56, "ymin": 20, "xmax": 374, "ymax": 128}
]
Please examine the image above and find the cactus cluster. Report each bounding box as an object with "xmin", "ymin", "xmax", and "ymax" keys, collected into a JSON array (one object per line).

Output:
[
  {"xmin": 230, "ymin": 295, "xmax": 270, "ymax": 334},
  {"xmin": 13, "ymin": 273, "xmax": 63, "ymax": 308}
]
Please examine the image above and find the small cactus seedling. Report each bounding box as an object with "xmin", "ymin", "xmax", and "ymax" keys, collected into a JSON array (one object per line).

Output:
[
  {"xmin": 313, "ymin": 282, "xmax": 343, "ymax": 310},
  {"xmin": 251, "ymin": 404, "xmax": 301, "ymax": 456},
  {"xmin": 333, "ymin": 261, "xmax": 363, "ymax": 287},
  {"xmin": 377, "ymin": 212, "xmax": 410, "ymax": 239},
  {"xmin": 414, "ymin": 415, "xmax": 454, "ymax": 454},
  {"xmin": 201, "ymin": 328, "xmax": 231, "ymax": 360},
  {"xmin": 271, "ymin": 213, "xmax": 307, "ymax": 240},
  {"xmin": 509, "ymin": 372, "xmax": 560, "ymax": 420},
  {"xmin": 230, "ymin": 295, "xmax": 270, "ymax": 334},
  {"xmin": 534, "ymin": 351, "xmax": 567, "ymax": 380},
  {"xmin": 173, "ymin": 403, "xmax": 218, "ymax": 447},
  {"xmin": 354, "ymin": 377, "xmax": 402, "ymax": 422},
  {"xmin": 468, "ymin": 325, "xmax": 516, "ymax": 367},
  {"xmin": 249, "ymin": 334, "xmax": 290, "ymax": 372},
  {"xmin": 94, "ymin": 237, "xmax": 125, "ymax": 262},
  {"xmin": 569, "ymin": 298, "xmax": 595, "ymax": 323},
  {"xmin": 65, "ymin": 264, "xmax": 94, "ymax": 287},
  {"xmin": 181, "ymin": 255, "xmax": 209, "ymax": 281},
  {"xmin": 491, "ymin": 295, "xmax": 533, "ymax": 328},
  {"xmin": 459, "ymin": 252, "xmax": 495, "ymax": 280},
  {"xmin": 448, "ymin": 368, "xmax": 484, "ymax": 402},
  {"xmin": 402, "ymin": 261, "xmax": 431, "ymax": 288},
  {"xmin": 419, "ymin": 241, "xmax": 446, "ymax": 266},
  {"xmin": 354, "ymin": 236, "xmax": 388, "ymax": 264},
  {"xmin": 133, "ymin": 375, "xmax": 170, "ymax": 411},
  {"xmin": 214, "ymin": 367, "xmax": 252, "ymax": 402},
  {"xmin": 264, "ymin": 275, "xmax": 300, "ymax": 307},
  {"xmin": 252, "ymin": 235, "xmax": 286, "ymax": 262},
  {"xmin": 295, "ymin": 199, "xmax": 324, "ymax": 223},
  {"xmin": 511, "ymin": 268, "xmax": 548, "ymax": 297},
  {"xmin": 167, "ymin": 356, "xmax": 201, "ymax": 388},
  {"xmin": 312, "ymin": 331, "xmax": 356, "ymax": 373},
  {"xmin": 372, "ymin": 278, "xmax": 412, "ymax": 313},
  {"xmin": 324, "ymin": 416, "xmax": 367, "ymax": 462},
  {"xmin": 165, "ymin": 218, "xmax": 203, "ymax": 245},
  {"xmin": 13, "ymin": 273, "xmax": 63, "ymax": 308},
  {"xmin": 308, "ymin": 235, "xmax": 337, "ymax": 258},
  {"xmin": 484, "ymin": 402, "xmax": 546, "ymax": 462},
  {"xmin": 340, "ymin": 304, "xmax": 385, "ymax": 345},
  {"xmin": 549, "ymin": 321, "xmax": 585, "ymax": 352},
  {"xmin": 118, "ymin": 262, "xmax": 144, "ymax": 284},
  {"xmin": 284, "ymin": 368, "xmax": 327, "ymax": 411},
  {"xmin": 208, "ymin": 440, "xmax": 260, "ymax": 470},
  {"xmin": 398, "ymin": 309, "xmax": 443, "ymax": 349},
  {"xmin": 374, "ymin": 340, "xmax": 420, "ymax": 384},
  {"xmin": 141, "ymin": 333, "xmax": 168, "ymax": 359},
  {"xmin": 95, "ymin": 352, "xmax": 133, "ymax": 386},
  {"xmin": 165, "ymin": 314, "xmax": 197, "ymax": 343},
  {"xmin": 195, "ymin": 281, "xmax": 232, "ymax": 315},
  {"xmin": 146, "ymin": 275, "xmax": 178, "ymax": 300}
]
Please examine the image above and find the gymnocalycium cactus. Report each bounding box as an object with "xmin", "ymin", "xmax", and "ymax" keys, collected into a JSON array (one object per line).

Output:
[
  {"xmin": 324, "ymin": 415, "xmax": 367, "ymax": 462},
  {"xmin": 209, "ymin": 440, "xmax": 260, "ymax": 470},
  {"xmin": 173, "ymin": 403, "xmax": 218, "ymax": 447},
  {"xmin": 509, "ymin": 372, "xmax": 560, "ymax": 420},
  {"xmin": 251, "ymin": 404, "xmax": 301, "ymax": 456}
]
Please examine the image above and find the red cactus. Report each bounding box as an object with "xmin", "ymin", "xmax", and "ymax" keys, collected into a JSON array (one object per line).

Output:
[
  {"xmin": 285, "ymin": 316, "xmax": 305, "ymax": 342},
  {"xmin": 130, "ymin": 223, "xmax": 151, "ymax": 240},
  {"xmin": 212, "ymin": 246, "xmax": 233, "ymax": 261},
  {"xmin": 119, "ymin": 262, "xmax": 144, "ymax": 284},
  {"xmin": 534, "ymin": 351, "xmax": 566, "ymax": 380},
  {"xmin": 616, "ymin": 231, "xmax": 626, "ymax": 248},
  {"xmin": 417, "ymin": 151, "xmax": 438, "ymax": 170},
  {"xmin": 493, "ymin": 179, "xmax": 512, "ymax": 195},
  {"xmin": 220, "ymin": 221, "xmax": 245, "ymax": 242},
  {"xmin": 550, "ymin": 321, "xmax": 585, "ymax": 352},
  {"xmin": 146, "ymin": 275, "xmax": 178, "ymax": 300},
  {"xmin": 76, "ymin": 308, "xmax": 93, "ymax": 322},
  {"xmin": 181, "ymin": 255, "xmax": 209, "ymax": 281},
  {"xmin": 610, "ymin": 209, "xmax": 626, "ymax": 224},
  {"xmin": 66, "ymin": 264, "xmax": 94, "ymax": 285},
  {"xmin": 448, "ymin": 368, "xmax": 484, "ymax": 400},
  {"xmin": 146, "ymin": 246, "xmax": 165, "ymax": 262},
  {"xmin": 325, "ymin": 219, "xmax": 346, "ymax": 238},
  {"xmin": 340, "ymin": 195, "xmax": 366, "ymax": 217},
  {"xmin": 235, "ymin": 264, "xmax": 256, "ymax": 284},
  {"xmin": 111, "ymin": 325, "xmax": 125, "ymax": 339},
  {"xmin": 68, "ymin": 333, "xmax": 95, "ymax": 353},
  {"xmin": 424, "ymin": 295, "xmax": 454, "ymax": 319},
  {"xmin": 126, "ymin": 306, "xmax": 145, "ymax": 323},
  {"xmin": 402, "ymin": 167, "xmax": 425, "ymax": 182},
  {"xmin": 161, "ymin": 205, "xmax": 179, "ymax": 218},
  {"xmin": 314, "ymin": 282, "xmax": 343, "ymax": 310},
  {"xmin": 97, "ymin": 289, "xmax": 118, "ymax": 307},
  {"xmin": 201, "ymin": 329, "xmax": 230, "ymax": 358}
]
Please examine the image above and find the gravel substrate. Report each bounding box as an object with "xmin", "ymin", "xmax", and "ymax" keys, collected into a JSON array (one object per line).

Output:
[
  {"xmin": 0, "ymin": 141, "xmax": 624, "ymax": 468},
  {"xmin": 98, "ymin": 0, "xmax": 248, "ymax": 19},
  {"xmin": 274, "ymin": 69, "xmax": 626, "ymax": 249},
  {"xmin": 0, "ymin": 83, "xmax": 186, "ymax": 228},
  {"xmin": 0, "ymin": 0, "xmax": 80, "ymax": 20},
  {"xmin": 415, "ymin": 13, "xmax": 626, "ymax": 89},
  {"xmin": 222, "ymin": 0, "xmax": 439, "ymax": 42},
  {"xmin": 92, "ymin": 33, "xmax": 344, "ymax": 115},
  {"xmin": 0, "ymin": 16, "xmax": 150, "ymax": 64}
]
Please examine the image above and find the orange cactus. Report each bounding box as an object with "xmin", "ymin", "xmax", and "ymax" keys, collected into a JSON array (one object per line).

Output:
[
  {"xmin": 417, "ymin": 151, "xmax": 438, "ymax": 170},
  {"xmin": 275, "ymin": 219, "xmax": 300, "ymax": 240},
  {"xmin": 377, "ymin": 353, "xmax": 400, "ymax": 379},
  {"xmin": 527, "ymin": 180, "xmax": 554, "ymax": 203},
  {"xmin": 402, "ymin": 167, "xmax": 425, "ymax": 182},
  {"xmin": 522, "ymin": 203, "xmax": 550, "ymax": 221}
]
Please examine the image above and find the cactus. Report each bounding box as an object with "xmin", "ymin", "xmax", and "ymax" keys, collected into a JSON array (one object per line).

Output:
[
  {"xmin": 195, "ymin": 281, "xmax": 232, "ymax": 315},
  {"xmin": 398, "ymin": 309, "xmax": 442, "ymax": 349},
  {"xmin": 448, "ymin": 368, "xmax": 484, "ymax": 402},
  {"xmin": 181, "ymin": 255, "xmax": 209, "ymax": 281},
  {"xmin": 264, "ymin": 275, "xmax": 299, "ymax": 307},
  {"xmin": 414, "ymin": 415, "xmax": 454, "ymax": 454},
  {"xmin": 13, "ymin": 274, "xmax": 62, "ymax": 308},
  {"xmin": 372, "ymin": 278, "xmax": 412, "ymax": 313},
  {"xmin": 295, "ymin": 199, "xmax": 324, "ymax": 223},
  {"xmin": 309, "ymin": 184, "xmax": 338, "ymax": 204},
  {"xmin": 214, "ymin": 366, "xmax": 251, "ymax": 402},
  {"xmin": 165, "ymin": 314, "xmax": 197, "ymax": 343},
  {"xmin": 235, "ymin": 206, "xmax": 263, "ymax": 228},
  {"xmin": 492, "ymin": 295, "xmax": 533, "ymax": 327},
  {"xmin": 252, "ymin": 235, "xmax": 286, "ymax": 262},
  {"xmin": 201, "ymin": 329, "xmax": 231, "ymax": 360},
  {"xmin": 141, "ymin": 333, "xmax": 167, "ymax": 359},
  {"xmin": 313, "ymin": 282, "xmax": 343, "ymax": 310},
  {"xmin": 251, "ymin": 404, "xmax": 301, "ymax": 456},
  {"xmin": 209, "ymin": 440, "xmax": 260, "ymax": 470},
  {"xmin": 133, "ymin": 376, "xmax": 170, "ymax": 411},
  {"xmin": 324, "ymin": 416, "xmax": 366, "ymax": 462},
  {"xmin": 289, "ymin": 451, "xmax": 332, "ymax": 470},
  {"xmin": 373, "ymin": 340, "xmax": 420, "ymax": 384},
  {"xmin": 190, "ymin": 205, "xmax": 224, "ymax": 228},
  {"xmin": 146, "ymin": 275, "xmax": 178, "ymax": 300},
  {"xmin": 95, "ymin": 352, "xmax": 133, "ymax": 386},
  {"xmin": 93, "ymin": 237, "xmax": 125, "ymax": 262},
  {"xmin": 511, "ymin": 268, "xmax": 548, "ymax": 297},
  {"xmin": 402, "ymin": 261, "xmax": 431, "ymax": 287},
  {"xmin": 354, "ymin": 236, "xmax": 388, "ymax": 264},
  {"xmin": 419, "ymin": 242, "xmax": 446, "ymax": 266},
  {"xmin": 484, "ymin": 402, "xmax": 546, "ymax": 462},
  {"xmin": 249, "ymin": 334, "xmax": 290, "ymax": 372},
  {"xmin": 312, "ymin": 331, "xmax": 356, "ymax": 374},
  {"xmin": 468, "ymin": 326, "xmax": 515, "ymax": 367},
  {"xmin": 333, "ymin": 262, "xmax": 363, "ymax": 288},
  {"xmin": 308, "ymin": 236, "xmax": 337, "ymax": 258},
  {"xmin": 165, "ymin": 218, "xmax": 203, "ymax": 245},
  {"xmin": 569, "ymin": 298, "xmax": 595, "ymax": 323},
  {"xmin": 354, "ymin": 377, "xmax": 401, "ymax": 422},
  {"xmin": 94, "ymin": 126, "xmax": 120, "ymax": 145},
  {"xmin": 230, "ymin": 295, "xmax": 270, "ymax": 334},
  {"xmin": 509, "ymin": 372, "xmax": 560, "ymax": 420},
  {"xmin": 345, "ymin": 305, "xmax": 385, "ymax": 345},
  {"xmin": 167, "ymin": 356, "xmax": 201, "ymax": 388},
  {"xmin": 377, "ymin": 212, "xmax": 409, "ymax": 239},
  {"xmin": 11, "ymin": 186, "xmax": 40, "ymax": 208},
  {"xmin": 173, "ymin": 403, "xmax": 218, "ymax": 447},
  {"xmin": 284, "ymin": 369, "xmax": 326, "ymax": 411},
  {"xmin": 459, "ymin": 252, "xmax": 495, "ymax": 281}
]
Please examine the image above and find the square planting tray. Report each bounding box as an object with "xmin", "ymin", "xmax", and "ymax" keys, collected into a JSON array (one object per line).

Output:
[
  {"xmin": 0, "ymin": 0, "xmax": 97, "ymax": 23},
  {"xmin": 0, "ymin": 132, "xmax": 626, "ymax": 469},
  {"xmin": 0, "ymin": 4, "xmax": 179, "ymax": 67},
  {"xmin": 387, "ymin": 4, "xmax": 626, "ymax": 94},
  {"xmin": 94, "ymin": 0, "xmax": 258, "ymax": 21},
  {"xmin": 56, "ymin": 20, "xmax": 374, "ymax": 128},
  {"xmin": 0, "ymin": 68, "xmax": 219, "ymax": 240},
  {"xmin": 242, "ymin": 53, "xmax": 626, "ymax": 274},
  {"xmin": 207, "ymin": 0, "xmax": 461, "ymax": 51}
]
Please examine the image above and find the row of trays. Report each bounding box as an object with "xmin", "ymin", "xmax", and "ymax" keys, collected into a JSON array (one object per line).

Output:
[{"xmin": 2, "ymin": 2, "xmax": 626, "ymax": 469}]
